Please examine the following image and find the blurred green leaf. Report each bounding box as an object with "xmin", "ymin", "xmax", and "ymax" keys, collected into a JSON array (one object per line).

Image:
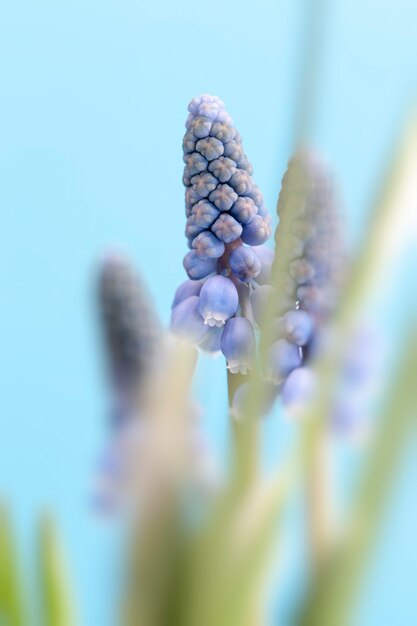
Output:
[
  {"xmin": 38, "ymin": 514, "xmax": 78, "ymax": 626},
  {"xmin": 0, "ymin": 505, "xmax": 27, "ymax": 626}
]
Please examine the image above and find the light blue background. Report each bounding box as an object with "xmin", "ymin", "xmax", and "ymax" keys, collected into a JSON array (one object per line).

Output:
[{"xmin": 1, "ymin": 1, "xmax": 416, "ymax": 624}]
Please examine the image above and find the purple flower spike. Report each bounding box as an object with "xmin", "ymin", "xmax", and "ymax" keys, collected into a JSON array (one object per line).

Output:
[
  {"xmin": 281, "ymin": 309, "xmax": 313, "ymax": 346},
  {"xmin": 172, "ymin": 279, "xmax": 204, "ymax": 308},
  {"xmin": 209, "ymin": 184, "xmax": 238, "ymax": 211},
  {"xmin": 266, "ymin": 339, "xmax": 302, "ymax": 384},
  {"xmin": 223, "ymin": 141, "xmax": 244, "ymax": 164},
  {"xmin": 230, "ymin": 197, "xmax": 258, "ymax": 224},
  {"xmin": 192, "ymin": 231, "xmax": 225, "ymax": 260},
  {"xmin": 252, "ymin": 245, "xmax": 274, "ymax": 285},
  {"xmin": 241, "ymin": 215, "xmax": 272, "ymax": 246},
  {"xmin": 220, "ymin": 317, "xmax": 256, "ymax": 374},
  {"xmin": 198, "ymin": 275, "xmax": 239, "ymax": 327},
  {"xmin": 171, "ymin": 295, "xmax": 209, "ymax": 344},
  {"xmin": 196, "ymin": 137, "xmax": 224, "ymax": 161},
  {"xmin": 192, "ymin": 200, "xmax": 220, "ymax": 228},
  {"xmin": 183, "ymin": 251, "xmax": 217, "ymax": 280},
  {"xmin": 211, "ymin": 213, "xmax": 243, "ymax": 243},
  {"xmin": 229, "ymin": 245, "xmax": 261, "ymax": 282}
]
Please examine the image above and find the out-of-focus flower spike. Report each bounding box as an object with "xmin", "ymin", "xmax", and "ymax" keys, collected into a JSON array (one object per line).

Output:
[{"xmin": 98, "ymin": 254, "xmax": 161, "ymax": 409}]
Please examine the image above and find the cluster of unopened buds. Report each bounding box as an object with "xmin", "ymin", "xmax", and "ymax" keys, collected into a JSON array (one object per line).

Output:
[{"xmin": 171, "ymin": 94, "xmax": 273, "ymax": 374}]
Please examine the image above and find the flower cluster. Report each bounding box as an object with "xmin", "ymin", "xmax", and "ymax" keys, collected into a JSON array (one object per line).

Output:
[
  {"xmin": 257, "ymin": 150, "xmax": 346, "ymax": 390},
  {"xmin": 98, "ymin": 254, "xmax": 161, "ymax": 418},
  {"xmin": 171, "ymin": 95, "xmax": 273, "ymax": 374}
]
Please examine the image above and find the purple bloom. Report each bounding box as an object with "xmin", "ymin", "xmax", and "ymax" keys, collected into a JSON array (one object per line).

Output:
[
  {"xmin": 208, "ymin": 156, "xmax": 237, "ymax": 183},
  {"xmin": 209, "ymin": 184, "xmax": 238, "ymax": 211},
  {"xmin": 192, "ymin": 231, "xmax": 225, "ymax": 259},
  {"xmin": 229, "ymin": 169, "xmax": 253, "ymax": 195},
  {"xmin": 252, "ymin": 245, "xmax": 273, "ymax": 285},
  {"xmin": 266, "ymin": 339, "xmax": 302, "ymax": 384},
  {"xmin": 172, "ymin": 279, "xmax": 204, "ymax": 308},
  {"xmin": 241, "ymin": 215, "xmax": 272, "ymax": 245},
  {"xmin": 211, "ymin": 213, "xmax": 243, "ymax": 243},
  {"xmin": 183, "ymin": 251, "xmax": 217, "ymax": 279},
  {"xmin": 184, "ymin": 152, "xmax": 209, "ymax": 176},
  {"xmin": 281, "ymin": 309, "xmax": 313, "ymax": 346},
  {"xmin": 196, "ymin": 137, "xmax": 224, "ymax": 161},
  {"xmin": 191, "ymin": 172, "xmax": 218, "ymax": 199},
  {"xmin": 171, "ymin": 295, "xmax": 208, "ymax": 344},
  {"xmin": 229, "ymin": 245, "xmax": 261, "ymax": 282},
  {"xmin": 220, "ymin": 317, "xmax": 256, "ymax": 374},
  {"xmin": 198, "ymin": 275, "xmax": 239, "ymax": 327},
  {"xmin": 192, "ymin": 200, "xmax": 220, "ymax": 229},
  {"xmin": 188, "ymin": 116, "xmax": 212, "ymax": 139},
  {"xmin": 230, "ymin": 197, "xmax": 258, "ymax": 224}
]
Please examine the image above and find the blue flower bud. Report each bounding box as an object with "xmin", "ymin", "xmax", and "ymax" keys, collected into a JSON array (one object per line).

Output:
[
  {"xmin": 266, "ymin": 339, "xmax": 301, "ymax": 384},
  {"xmin": 252, "ymin": 245, "xmax": 273, "ymax": 285},
  {"xmin": 183, "ymin": 168, "xmax": 192, "ymax": 187},
  {"xmin": 185, "ymin": 186, "xmax": 200, "ymax": 214},
  {"xmin": 192, "ymin": 200, "xmax": 220, "ymax": 228},
  {"xmin": 250, "ymin": 285, "xmax": 274, "ymax": 326},
  {"xmin": 209, "ymin": 184, "xmax": 238, "ymax": 211},
  {"xmin": 211, "ymin": 213, "xmax": 243, "ymax": 243},
  {"xmin": 210, "ymin": 121, "xmax": 236, "ymax": 143},
  {"xmin": 172, "ymin": 279, "xmax": 204, "ymax": 308},
  {"xmin": 192, "ymin": 231, "xmax": 225, "ymax": 259},
  {"xmin": 191, "ymin": 172, "xmax": 218, "ymax": 199},
  {"xmin": 229, "ymin": 245, "xmax": 261, "ymax": 282},
  {"xmin": 208, "ymin": 156, "xmax": 237, "ymax": 183},
  {"xmin": 198, "ymin": 275, "xmax": 238, "ymax": 327},
  {"xmin": 246, "ymin": 184, "xmax": 264, "ymax": 207},
  {"xmin": 229, "ymin": 169, "xmax": 253, "ymax": 195},
  {"xmin": 281, "ymin": 309, "xmax": 313, "ymax": 346},
  {"xmin": 220, "ymin": 317, "xmax": 256, "ymax": 374},
  {"xmin": 188, "ymin": 116, "xmax": 212, "ymax": 139},
  {"xmin": 223, "ymin": 140, "xmax": 244, "ymax": 164},
  {"xmin": 198, "ymin": 325, "xmax": 223, "ymax": 355},
  {"xmin": 241, "ymin": 215, "xmax": 272, "ymax": 245},
  {"xmin": 196, "ymin": 137, "xmax": 224, "ymax": 161},
  {"xmin": 185, "ymin": 215, "xmax": 205, "ymax": 238},
  {"xmin": 199, "ymin": 101, "xmax": 222, "ymax": 121},
  {"xmin": 183, "ymin": 251, "xmax": 217, "ymax": 279},
  {"xmin": 230, "ymin": 197, "xmax": 258, "ymax": 224},
  {"xmin": 184, "ymin": 151, "xmax": 209, "ymax": 176},
  {"xmin": 281, "ymin": 367, "xmax": 315, "ymax": 415},
  {"xmin": 183, "ymin": 131, "xmax": 197, "ymax": 154},
  {"xmin": 171, "ymin": 295, "xmax": 208, "ymax": 344}
]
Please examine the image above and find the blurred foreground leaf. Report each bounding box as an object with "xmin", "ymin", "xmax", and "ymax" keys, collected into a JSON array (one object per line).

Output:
[
  {"xmin": 0, "ymin": 506, "xmax": 27, "ymax": 626},
  {"xmin": 38, "ymin": 514, "xmax": 78, "ymax": 626}
]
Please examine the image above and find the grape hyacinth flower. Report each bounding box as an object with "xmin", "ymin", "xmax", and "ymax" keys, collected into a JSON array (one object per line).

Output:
[
  {"xmin": 171, "ymin": 94, "xmax": 273, "ymax": 373},
  {"xmin": 260, "ymin": 150, "xmax": 346, "ymax": 389},
  {"xmin": 98, "ymin": 254, "xmax": 162, "ymax": 418}
]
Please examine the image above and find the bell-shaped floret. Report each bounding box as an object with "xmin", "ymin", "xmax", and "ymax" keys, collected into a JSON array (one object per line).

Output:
[
  {"xmin": 230, "ymin": 197, "xmax": 258, "ymax": 224},
  {"xmin": 241, "ymin": 215, "xmax": 272, "ymax": 245},
  {"xmin": 220, "ymin": 317, "xmax": 256, "ymax": 374},
  {"xmin": 183, "ymin": 251, "xmax": 217, "ymax": 279},
  {"xmin": 172, "ymin": 279, "xmax": 204, "ymax": 308},
  {"xmin": 171, "ymin": 295, "xmax": 208, "ymax": 344},
  {"xmin": 229, "ymin": 245, "xmax": 261, "ymax": 282},
  {"xmin": 281, "ymin": 309, "xmax": 313, "ymax": 346},
  {"xmin": 198, "ymin": 275, "xmax": 239, "ymax": 327},
  {"xmin": 266, "ymin": 339, "xmax": 302, "ymax": 384}
]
